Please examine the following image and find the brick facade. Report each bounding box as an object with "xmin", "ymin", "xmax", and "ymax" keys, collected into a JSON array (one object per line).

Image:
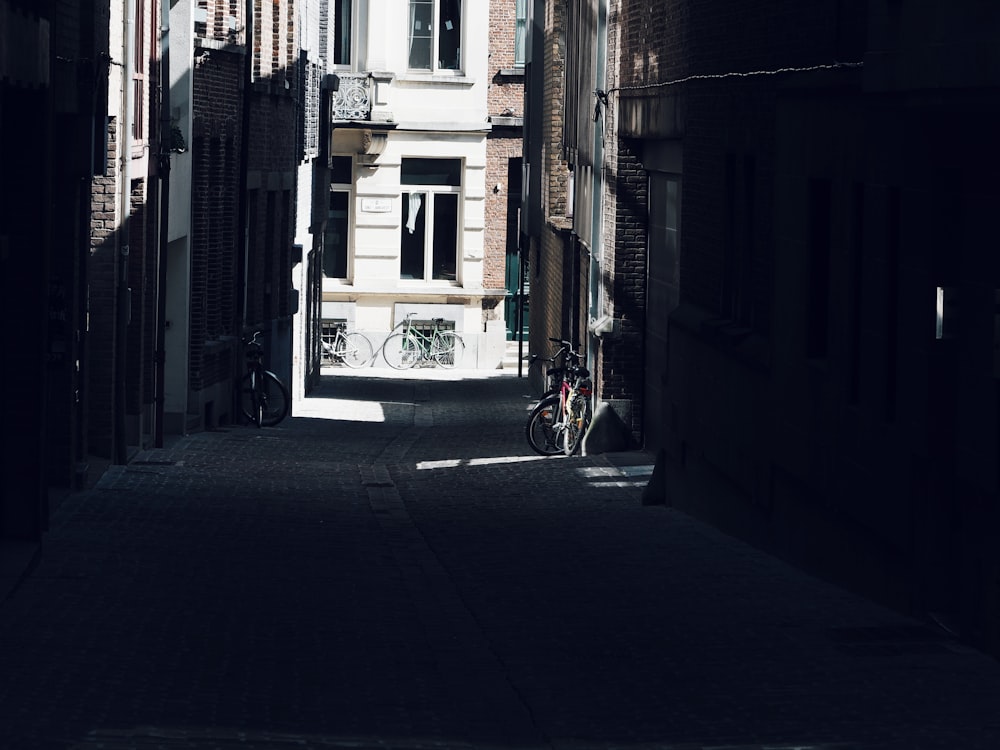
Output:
[
  {"xmin": 525, "ymin": 0, "xmax": 573, "ymax": 387},
  {"xmin": 600, "ymin": 0, "xmax": 1000, "ymax": 657},
  {"xmin": 485, "ymin": 0, "xmax": 526, "ymax": 331},
  {"xmin": 190, "ymin": 47, "xmax": 243, "ymax": 398},
  {"xmin": 187, "ymin": 0, "xmax": 300, "ymax": 426}
]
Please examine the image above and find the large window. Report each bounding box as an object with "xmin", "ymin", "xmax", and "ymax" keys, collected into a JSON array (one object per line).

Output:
[
  {"xmin": 400, "ymin": 158, "xmax": 462, "ymax": 282},
  {"xmin": 408, "ymin": 0, "xmax": 463, "ymax": 71},
  {"xmin": 324, "ymin": 157, "xmax": 353, "ymax": 279},
  {"xmin": 333, "ymin": 0, "xmax": 353, "ymax": 67}
]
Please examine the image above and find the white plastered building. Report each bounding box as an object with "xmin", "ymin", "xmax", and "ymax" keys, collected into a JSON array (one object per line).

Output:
[{"xmin": 316, "ymin": 0, "xmax": 504, "ymax": 368}]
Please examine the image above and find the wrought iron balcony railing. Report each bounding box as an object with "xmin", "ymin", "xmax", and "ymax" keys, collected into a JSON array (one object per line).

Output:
[{"xmin": 331, "ymin": 73, "xmax": 372, "ymax": 121}]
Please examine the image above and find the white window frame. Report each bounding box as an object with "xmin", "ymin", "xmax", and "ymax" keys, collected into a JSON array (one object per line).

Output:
[
  {"xmin": 332, "ymin": 0, "xmax": 358, "ymax": 69},
  {"xmin": 399, "ymin": 158, "xmax": 464, "ymax": 284},
  {"xmin": 400, "ymin": 189, "xmax": 463, "ymax": 284},
  {"xmin": 407, "ymin": 0, "xmax": 464, "ymax": 73}
]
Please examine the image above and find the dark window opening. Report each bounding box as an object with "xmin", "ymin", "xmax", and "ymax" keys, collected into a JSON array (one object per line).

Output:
[{"xmin": 324, "ymin": 191, "xmax": 350, "ymax": 279}]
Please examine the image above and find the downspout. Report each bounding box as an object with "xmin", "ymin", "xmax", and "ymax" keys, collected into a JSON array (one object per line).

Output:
[
  {"xmin": 234, "ymin": 0, "xmax": 254, "ymax": 419},
  {"xmin": 153, "ymin": 0, "xmax": 171, "ymax": 447},
  {"xmin": 237, "ymin": 0, "xmax": 253, "ymax": 332},
  {"xmin": 115, "ymin": 0, "xmax": 136, "ymax": 464},
  {"xmin": 588, "ymin": 0, "xmax": 608, "ymax": 389}
]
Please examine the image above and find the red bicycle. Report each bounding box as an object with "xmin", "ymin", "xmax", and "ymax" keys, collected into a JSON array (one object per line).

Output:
[{"xmin": 524, "ymin": 339, "xmax": 593, "ymax": 456}]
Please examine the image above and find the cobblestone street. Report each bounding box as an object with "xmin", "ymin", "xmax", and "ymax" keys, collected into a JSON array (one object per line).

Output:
[{"xmin": 1, "ymin": 369, "xmax": 999, "ymax": 749}]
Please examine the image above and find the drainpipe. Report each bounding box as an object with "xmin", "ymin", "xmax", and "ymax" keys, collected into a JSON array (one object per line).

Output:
[
  {"xmin": 588, "ymin": 0, "xmax": 608, "ymax": 394},
  {"xmin": 237, "ymin": 0, "xmax": 253, "ymax": 332},
  {"xmin": 115, "ymin": 0, "xmax": 136, "ymax": 464},
  {"xmin": 153, "ymin": 0, "xmax": 171, "ymax": 447},
  {"xmin": 232, "ymin": 0, "xmax": 254, "ymax": 419}
]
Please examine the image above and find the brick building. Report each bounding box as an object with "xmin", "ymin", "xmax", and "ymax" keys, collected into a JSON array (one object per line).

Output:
[
  {"xmin": 1, "ymin": 0, "xmax": 168, "ymax": 587},
  {"xmin": 521, "ymin": 0, "xmax": 573, "ymax": 389},
  {"xmin": 165, "ymin": 0, "xmax": 305, "ymax": 430},
  {"xmin": 526, "ymin": 0, "xmax": 1000, "ymax": 656},
  {"xmin": 486, "ymin": 0, "xmax": 527, "ymax": 343}
]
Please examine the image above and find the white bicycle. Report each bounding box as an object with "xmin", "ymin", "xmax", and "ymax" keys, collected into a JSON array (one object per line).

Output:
[{"xmin": 322, "ymin": 324, "xmax": 374, "ymax": 368}]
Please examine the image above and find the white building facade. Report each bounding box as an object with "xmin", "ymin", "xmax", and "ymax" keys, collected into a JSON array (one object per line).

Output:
[{"xmin": 316, "ymin": 0, "xmax": 502, "ymax": 367}]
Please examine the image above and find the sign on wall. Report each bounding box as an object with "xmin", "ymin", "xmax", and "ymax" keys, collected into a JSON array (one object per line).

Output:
[{"xmin": 361, "ymin": 198, "xmax": 392, "ymax": 213}]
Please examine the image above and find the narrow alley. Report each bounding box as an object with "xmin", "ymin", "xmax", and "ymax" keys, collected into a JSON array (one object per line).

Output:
[{"xmin": 1, "ymin": 370, "xmax": 999, "ymax": 750}]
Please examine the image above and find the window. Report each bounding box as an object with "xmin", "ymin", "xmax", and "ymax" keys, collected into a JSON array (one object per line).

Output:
[
  {"xmin": 324, "ymin": 156, "xmax": 353, "ymax": 279},
  {"xmin": 333, "ymin": 0, "xmax": 353, "ymax": 67},
  {"xmin": 400, "ymin": 158, "xmax": 462, "ymax": 282},
  {"xmin": 515, "ymin": 0, "xmax": 527, "ymax": 66},
  {"xmin": 408, "ymin": 0, "xmax": 463, "ymax": 71},
  {"xmin": 132, "ymin": 0, "xmax": 147, "ymax": 142}
]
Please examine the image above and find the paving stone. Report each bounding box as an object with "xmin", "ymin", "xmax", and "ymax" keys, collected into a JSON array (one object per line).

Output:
[{"xmin": 1, "ymin": 368, "xmax": 999, "ymax": 749}]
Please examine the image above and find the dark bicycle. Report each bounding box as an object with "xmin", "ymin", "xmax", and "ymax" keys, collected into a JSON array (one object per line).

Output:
[{"xmin": 240, "ymin": 331, "xmax": 290, "ymax": 427}]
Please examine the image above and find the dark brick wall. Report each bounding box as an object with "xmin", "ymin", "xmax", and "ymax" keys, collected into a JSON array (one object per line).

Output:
[
  {"xmin": 597, "ymin": 139, "xmax": 646, "ymax": 434},
  {"xmin": 527, "ymin": 0, "xmax": 575, "ymax": 381},
  {"xmin": 190, "ymin": 47, "xmax": 243, "ymax": 393},
  {"xmin": 604, "ymin": 0, "xmax": 1000, "ymax": 656}
]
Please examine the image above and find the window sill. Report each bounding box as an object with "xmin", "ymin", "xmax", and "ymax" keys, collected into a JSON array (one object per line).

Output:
[
  {"xmin": 395, "ymin": 72, "xmax": 476, "ymax": 87},
  {"xmin": 324, "ymin": 282, "xmax": 491, "ymax": 298}
]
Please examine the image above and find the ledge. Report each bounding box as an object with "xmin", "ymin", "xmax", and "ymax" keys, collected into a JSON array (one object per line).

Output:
[
  {"xmin": 546, "ymin": 216, "xmax": 573, "ymax": 233},
  {"xmin": 395, "ymin": 73, "xmax": 477, "ymax": 87},
  {"xmin": 193, "ymin": 38, "xmax": 246, "ymax": 55},
  {"xmin": 489, "ymin": 115, "xmax": 524, "ymax": 128}
]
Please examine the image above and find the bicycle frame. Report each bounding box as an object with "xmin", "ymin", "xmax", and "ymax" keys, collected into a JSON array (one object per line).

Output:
[
  {"xmin": 383, "ymin": 313, "xmax": 463, "ymax": 368},
  {"xmin": 524, "ymin": 338, "xmax": 592, "ymax": 455},
  {"xmin": 240, "ymin": 331, "xmax": 290, "ymax": 427},
  {"xmin": 400, "ymin": 316, "xmax": 439, "ymax": 358}
]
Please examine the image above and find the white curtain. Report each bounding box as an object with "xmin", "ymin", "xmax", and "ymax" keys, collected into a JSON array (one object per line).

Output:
[{"xmin": 406, "ymin": 193, "xmax": 424, "ymax": 234}]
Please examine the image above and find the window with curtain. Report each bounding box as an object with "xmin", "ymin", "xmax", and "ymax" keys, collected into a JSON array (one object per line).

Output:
[
  {"xmin": 400, "ymin": 158, "xmax": 462, "ymax": 282},
  {"xmin": 408, "ymin": 0, "xmax": 462, "ymax": 71}
]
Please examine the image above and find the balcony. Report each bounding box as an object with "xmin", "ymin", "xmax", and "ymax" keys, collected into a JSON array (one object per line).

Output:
[{"xmin": 330, "ymin": 73, "xmax": 372, "ymax": 121}]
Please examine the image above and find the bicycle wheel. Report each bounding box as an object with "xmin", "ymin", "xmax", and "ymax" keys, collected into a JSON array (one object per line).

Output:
[
  {"xmin": 249, "ymin": 370, "xmax": 290, "ymax": 426},
  {"xmin": 431, "ymin": 331, "xmax": 465, "ymax": 368},
  {"xmin": 525, "ymin": 394, "xmax": 563, "ymax": 456},
  {"xmin": 240, "ymin": 371, "xmax": 262, "ymax": 426},
  {"xmin": 337, "ymin": 331, "xmax": 374, "ymax": 368},
  {"xmin": 383, "ymin": 333, "xmax": 420, "ymax": 369},
  {"xmin": 563, "ymin": 391, "xmax": 590, "ymax": 456}
]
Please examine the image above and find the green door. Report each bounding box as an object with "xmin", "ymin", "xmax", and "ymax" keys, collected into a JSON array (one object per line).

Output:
[
  {"xmin": 505, "ymin": 249, "xmax": 529, "ymax": 341},
  {"xmin": 503, "ymin": 158, "xmax": 526, "ymax": 341}
]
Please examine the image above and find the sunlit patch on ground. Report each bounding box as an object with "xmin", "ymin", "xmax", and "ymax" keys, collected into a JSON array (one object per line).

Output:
[
  {"xmin": 294, "ymin": 398, "xmax": 392, "ymax": 422},
  {"xmin": 575, "ymin": 463, "xmax": 654, "ymax": 488},
  {"xmin": 416, "ymin": 455, "xmax": 550, "ymax": 470}
]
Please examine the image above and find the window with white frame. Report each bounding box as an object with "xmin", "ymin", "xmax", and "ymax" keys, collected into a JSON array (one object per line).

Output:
[
  {"xmin": 408, "ymin": 0, "xmax": 463, "ymax": 71},
  {"xmin": 333, "ymin": 0, "xmax": 354, "ymax": 67},
  {"xmin": 324, "ymin": 156, "xmax": 353, "ymax": 279},
  {"xmin": 400, "ymin": 158, "xmax": 462, "ymax": 282}
]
